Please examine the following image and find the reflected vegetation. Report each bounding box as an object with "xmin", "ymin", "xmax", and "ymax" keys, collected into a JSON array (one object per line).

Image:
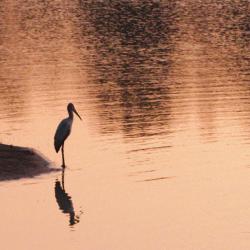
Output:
[
  {"xmin": 54, "ymin": 169, "xmax": 82, "ymax": 226},
  {"xmin": 0, "ymin": 0, "xmax": 249, "ymax": 142},
  {"xmin": 78, "ymin": 0, "xmax": 179, "ymax": 138},
  {"xmin": 77, "ymin": 0, "xmax": 250, "ymax": 142}
]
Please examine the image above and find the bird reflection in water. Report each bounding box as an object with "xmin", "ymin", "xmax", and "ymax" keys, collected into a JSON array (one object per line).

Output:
[{"xmin": 54, "ymin": 169, "xmax": 82, "ymax": 226}]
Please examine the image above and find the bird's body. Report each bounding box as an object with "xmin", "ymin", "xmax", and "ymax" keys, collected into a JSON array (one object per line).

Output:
[
  {"xmin": 54, "ymin": 103, "xmax": 82, "ymax": 167},
  {"xmin": 54, "ymin": 117, "xmax": 72, "ymax": 153}
]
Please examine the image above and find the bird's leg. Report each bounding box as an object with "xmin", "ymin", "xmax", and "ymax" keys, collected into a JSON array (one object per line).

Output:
[
  {"xmin": 62, "ymin": 143, "xmax": 65, "ymax": 168},
  {"xmin": 61, "ymin": 167, "xmax": 65, "ymax": 190}
]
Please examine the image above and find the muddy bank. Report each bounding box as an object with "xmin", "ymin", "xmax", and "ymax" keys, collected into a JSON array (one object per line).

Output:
[{"xmin": 0, "ymin": 144, "xmax": 59, "ymax": 181}]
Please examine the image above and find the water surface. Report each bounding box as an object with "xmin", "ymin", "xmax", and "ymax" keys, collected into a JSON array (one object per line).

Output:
[{"xmin": 0, "ymin": 1, "xmax": 250, "ymax": 249}]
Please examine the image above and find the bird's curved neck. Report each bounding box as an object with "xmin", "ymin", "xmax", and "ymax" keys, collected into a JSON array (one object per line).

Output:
[{"xmin": 68, "ymin": 110, "xmax": 74, "ymax": 119}]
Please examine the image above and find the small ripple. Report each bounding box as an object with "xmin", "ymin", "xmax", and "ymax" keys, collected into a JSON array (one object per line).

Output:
[
  {"xmin": 137, "ymin": 176, "xmax": 176, "ymax": 182},
  {"xmin": 127, "ymin": 145, "xmax": 171, "ymax": 153},
  {"xmin": 128, "ymin": 169, "xmax": 157, "ymax": 176}
]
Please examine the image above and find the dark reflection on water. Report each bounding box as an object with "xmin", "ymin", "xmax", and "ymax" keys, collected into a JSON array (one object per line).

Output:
[
  {"xmin": 78, "ymin": 0, "xmax": 180, "ymax": 138},
  {"xmin": 80, "ymin": 0, "xmax": 178, "ymax": 47},
  {"xmin": 179, "ymin": 1, "xmax": 249, "ymax": 82},
  {"xmin": 77, "ymin": 0, "xmax": 250, "ymax": 141},
  {"xmin": 54, "ymin": 169, "xmax": 82, "ymax": 227},
  {"xmin": 0, "ymin": 0, "xmax": 249, "ymax": 141}
]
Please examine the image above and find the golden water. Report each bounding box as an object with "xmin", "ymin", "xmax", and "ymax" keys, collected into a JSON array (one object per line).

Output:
[{"xmin": 0, "ymin": 1, "xmax": 249, "ymax": 249}]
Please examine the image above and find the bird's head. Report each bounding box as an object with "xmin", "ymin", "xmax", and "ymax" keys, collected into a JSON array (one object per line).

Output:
[{"xmin": 67, "ymin": 103, "xmax": 82, "ymax": 120}]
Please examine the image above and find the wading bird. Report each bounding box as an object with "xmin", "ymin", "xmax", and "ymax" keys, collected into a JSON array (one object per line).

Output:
[{"xmin": 54, "ymin": 103, "xmax": 82, "ymax": 167}]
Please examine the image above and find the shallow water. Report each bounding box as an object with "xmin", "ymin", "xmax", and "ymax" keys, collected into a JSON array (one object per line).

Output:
[{"xmin": 0, "ymin": 0, "xmax": 250, "ymax": 249}]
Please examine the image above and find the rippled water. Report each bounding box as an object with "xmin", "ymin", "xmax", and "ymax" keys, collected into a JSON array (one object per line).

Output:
[{"xmin": 0, "ymin": 1, "xmax": 250, "ymax": 249}]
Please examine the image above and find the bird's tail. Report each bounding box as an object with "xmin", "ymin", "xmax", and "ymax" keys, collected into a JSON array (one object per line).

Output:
[{"xmin": 54, "ymin": 140, "xmax": 61, "ymax": 153}]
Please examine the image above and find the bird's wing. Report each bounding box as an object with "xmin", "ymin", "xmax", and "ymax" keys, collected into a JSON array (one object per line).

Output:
[{"xmin": 54, "ymin": 118, "xmax": 72, "ymax": 152}]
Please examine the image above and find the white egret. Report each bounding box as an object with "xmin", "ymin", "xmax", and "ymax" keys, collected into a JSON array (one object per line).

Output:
[{"xmin": 54, "ymin": 103, "xmax": 82, "ymax": 167}]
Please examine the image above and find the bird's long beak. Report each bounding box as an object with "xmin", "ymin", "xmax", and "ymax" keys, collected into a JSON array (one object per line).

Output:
[{"xmin": 73, "ymin": 108, "xmax": 82, "ymax": 120}]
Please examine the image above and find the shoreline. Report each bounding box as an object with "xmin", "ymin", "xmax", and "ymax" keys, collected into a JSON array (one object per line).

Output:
[{"xmin": 0, "ymin": 143, "xmax": 59, "ymax": 181}]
